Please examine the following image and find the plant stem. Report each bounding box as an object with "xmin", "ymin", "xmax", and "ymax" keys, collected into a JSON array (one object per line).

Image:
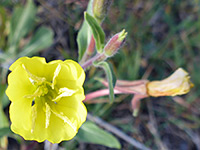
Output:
[
  {"xmin": 87, "ymin": 113, "xmax": 152, "ymax": 150},
  {"xmin": 84, "ymin": 89, "xmax": 122, "ymax": 102},
  {"xmin": 81, "ymin": 53, "xmax": 103, "ymax": 70},
  {"xmin": 44, "ymin": 141, "xmax": 58, "ymax": 150}
]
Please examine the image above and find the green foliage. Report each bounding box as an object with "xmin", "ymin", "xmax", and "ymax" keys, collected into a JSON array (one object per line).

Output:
[
  {"xmin": 77, "ymin": 0, "xmax": 93, "ymax": 61},
  {"xmin": 0, "ymin": 0, "xmax": 13, "ymax": 6},
  {"xmin": 8, "ymin": 0, "xmax": 37, "ymax": 55},
  {"xmin": 85, "ymin": 12, "xmax": 105, "ymax": 53},
  {"xmin": 95, "ymin": 61, "xmax": 116, "ymax": 103},
  {"xmin": 0, "ymin": 7, "xmax": 7, "ymax": 49},
  {"xmin": 0, "ymin": 83, "xmax": 9, "ymax": 129},
  {"xmin": 76, "ymin": 121, "xmax": 121, "ymax": 149},
  {"xmin": 18, "ymin": 27, "xmax": 53, "ymax": 57},
  {"xmin": 0, "ymin": 0, "xmax": 53, "ymax": 65},
  {"xmin": 0, "ymin": 127, "xmax": 12, "ymax": 138}
]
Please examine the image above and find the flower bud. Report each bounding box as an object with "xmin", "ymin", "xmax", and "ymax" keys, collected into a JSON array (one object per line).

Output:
[
  {"xmin": 104, "ymin": 29, "xmax": 127, "ymax": 57},
  {"xmin": 93, "ymin": 0, "xmax": 112, "ymax": 23},
  {"xmin": 147, "ymin": 68, "xmax": 194, "ymax": 97}
]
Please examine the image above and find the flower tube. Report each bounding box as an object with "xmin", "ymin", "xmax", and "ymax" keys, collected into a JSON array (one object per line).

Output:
[{"xmin": 147, "ymin": 68, "xmax": 193, "ymax": 97}]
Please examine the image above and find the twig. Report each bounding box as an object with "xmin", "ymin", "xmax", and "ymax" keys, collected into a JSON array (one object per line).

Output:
[
  {"xmin": 169, "ymin": 117, "xmax": 200, "ymax": 150},
  {"xmin": 87, "ymin": 113, "xmax": 152, "ymax": 150},
  {"xmin": 184, "ymin": 129, "xmax": 200, "ymax": 150},
  {"xmin": 44, "ymin": 141, "xmax": 58, "ymax": 150},
  {"xmin": 147, "ymin": 100, "xmax": 169, "ymax": 150}
]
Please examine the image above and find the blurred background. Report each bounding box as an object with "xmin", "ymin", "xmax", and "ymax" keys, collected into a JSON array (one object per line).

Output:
[{"xmin": 0, "ymin": 0, "xmax": 200, "ymax": 149}]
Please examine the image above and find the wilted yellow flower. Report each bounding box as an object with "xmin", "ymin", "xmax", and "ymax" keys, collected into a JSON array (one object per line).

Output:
[
  {"xmin": 6, "ymin": 57, "xmax": 87, "ymax": 143},
  {"xmin": 147, "ymin": 68, "xmax": 193, "ymax": 97}
]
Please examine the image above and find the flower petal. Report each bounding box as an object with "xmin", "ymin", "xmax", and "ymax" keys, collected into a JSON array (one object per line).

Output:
[
  {"xmin": 46, "ymin": 110, "xmax": 77, "ymax": 143},
  {"xmin": 56, "ymin": 97, "xmax": 87, "ymax": 128},
  {"xmin": 10, "ymin": 99, "xmax": 32, "ymax": 135},
  {"xmin": 147, "ymin": 68, "xmax": 193, "ymax": 97},
  {"xmin": 6, "ymin": 64, "xmax": 35, "ymax": 102},
  {"xmin": 43, "ymin": 98, "xmax": 87, "ymax": 143},
  {"xmin": 10, "ymin": 57, "xmax": 61, "ymax": 82},
  {"xmin": 9, "ymin": 57, "xmax": 46, "ymax": 71},
  {"xmin": 63, "ymin": 60, "xmax": 85, "ymax": 85}
]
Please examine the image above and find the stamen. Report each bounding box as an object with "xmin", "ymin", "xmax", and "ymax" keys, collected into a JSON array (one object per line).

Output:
[
  {"xmin": 52, "ymin": 87, "xmax": 77, "ymax": 102},
  {"xmin": 24, "ymin": 84, "xmax": 48, "ymax": 99},
  {"xmin": 31, "ymin": 106, "xmax": 37, "ymax": 133},
  {"xmin": 22, "ymin": 64, "xmax": 46, "ymax": 85},
  {"xmin": 51, "ymin": 109, "xmax": 77, "ymax": 132},
  {"xmin": 52, "ymin": 64, "xmax": 61, "ymax": 89},
  {"xmin": 45, "ymin": 103, "xmax": 51, "ymax": 128}
]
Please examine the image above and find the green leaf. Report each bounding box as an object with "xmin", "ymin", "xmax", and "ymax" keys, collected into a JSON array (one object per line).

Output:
[
  {"xmin": 96, "ymin": 61, "xmax": 116, "ymax": 103},
  {"xmin": 0, "ymin": 109, "xmax": 8, "ymax": 129},
  {"xmin": 0, "ymin": 127, "xmax": 12, "ymax": 138},
  {"xmin": 0, "ymin": 83, "xmax": 9, "ymax": 128},
  {"xmin": 85, "ymin": 12, "xmax": 105, "ymax": 53},
  {"xmin": 76, "ymin": 121, "xmax": 121, "ymax": 149},
  {"xmin": 0, "ymin": 84, "xmax": 9, "ymax": 109},
  {"xmin": 0, "ymin": 0, "xmax": 12, "ymax": 6},
  {"xmin": 0, "ymin": 7, "xmax": 7, "ymax": 48},
  {"xmin": 77, "ymin": 0, "xmax": 93, "ymax": 61},
  {"xmin": 7, "ymin": 0, "xmax": 37, "ymax": 54},
  {"xmin": 18, "ymin": 27, "xmax": 53, "ymax": 57}
]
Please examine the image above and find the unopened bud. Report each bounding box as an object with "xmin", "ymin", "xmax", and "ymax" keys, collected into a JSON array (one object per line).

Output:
[
  {"xmin": 93, "ymin": 0, "xmax": 112, "ymax": 23},
  {"xmin": 104, "ymin": 29, "xmax": 127, "ymax": 57},
  {"xmin": 147, "ymin": 68, "xmax": 194, "ymax": 97}
]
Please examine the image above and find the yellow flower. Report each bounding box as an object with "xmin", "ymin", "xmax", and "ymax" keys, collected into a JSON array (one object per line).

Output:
[
  {"xmin": 6, "ymin": 57, "xmax": 87, "ymax": 143},
  {"xmin": 147, "ymin": 68, "xmax": 193, "ymax": 97}
]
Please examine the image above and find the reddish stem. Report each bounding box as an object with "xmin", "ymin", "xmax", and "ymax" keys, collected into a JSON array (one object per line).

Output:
[{"xmin": 84, "ymin": 89, "xmax": 122, "ymax": 102}]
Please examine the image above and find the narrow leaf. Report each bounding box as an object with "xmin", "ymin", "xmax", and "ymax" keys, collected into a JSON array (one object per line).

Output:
[
  {"xmin": 0, "ymin": 84, "xmax": 9, "ymax": 128},
  {"xmin": 85, "ymin": 12, "xmax": 105, "ymax": 53},
  {"xmin": 8, "ymin": 0, "xmax": 37, "ymax": 54},
  {"xmin": 18, "ymin": 27, "xmax": 53, "ymax": 57},
  {"xmin": 0, "ymin": 127, "xmax": 12, "ymax": 138},
  {"xmin": 76, "ymin": 121, "xmax": 121, "ymax": 149},
  {"xmin": 96, "ymin": 61, "xmax": 116, "ymax": 103},
  {"xmin": 0, "ymin": 84, "xmax": 9, "ymax": 108},
  {"xmin": 0, "ymin": 7, "xmax": 7, "ymax": 48},
  {"xmin": 77, "ymin": 0, "xmax": 93, "ymax": 61}
]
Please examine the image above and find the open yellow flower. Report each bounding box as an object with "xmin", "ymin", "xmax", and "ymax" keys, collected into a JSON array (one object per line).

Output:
[
  {"xmin": 6, "ymin": 57, "xmax": 87, "ymax": 143},
  {"xmin": 147, "ymin": 68, "xmax": 193, "ymax": 97}
]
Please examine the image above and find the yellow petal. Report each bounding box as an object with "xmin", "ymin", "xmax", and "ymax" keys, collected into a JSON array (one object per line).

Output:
[
  {"xmin": 9, "ymin": 56, "xmax": 46, "ymax": 71},
  {"xmin": 55, "ymin": 79, "xmax": 85, "ymax": 101},
  {"xmin": 46, "ymin": 109, "xmax": 77, "ymax": 143},
  {"xmin": 10, "ymin": 99, "xmax": 32, "ymax": 134},
  {"xmin": 56, "ymin": 97, "xmax": 87, "ymax": 128},
  {"xmin": 63, "ymin": 60, "xmax": 85, "ymax": 85},
  {"xmin": 6, "ymin": 64, "xmax": 35, "ymax": 102},
  {"xmin": 147, "ymin": 68, "xmax": 194, "ymax": 97},
  {"xmin": 10, "ymin": 57, "xmax": 60, "ymax": 82},
  {"xmin": 12, "ymin": 102, "xmax": 48, "ymax": 142},
  {"xmin": 54, "ymin": 61, "xmax": 85, "ymax": 97}
]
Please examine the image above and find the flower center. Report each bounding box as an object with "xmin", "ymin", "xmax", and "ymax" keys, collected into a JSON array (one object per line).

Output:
[{"xmin": 23, "ymin": 64, "xmax": 77, "ymax": 103}]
